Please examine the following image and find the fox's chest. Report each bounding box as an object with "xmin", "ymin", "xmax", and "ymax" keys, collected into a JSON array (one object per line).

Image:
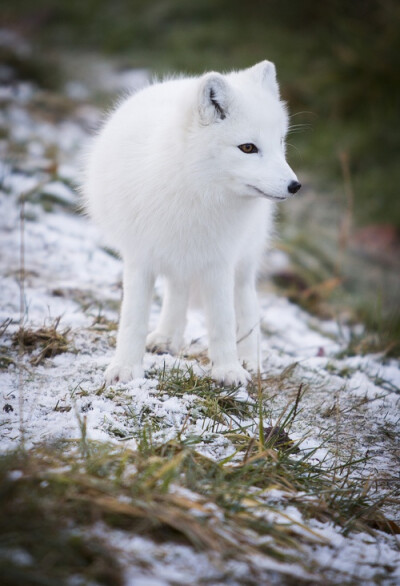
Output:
[{"xmin": 145, "ymin": 198, "xmax": 267, "ymax": 275}]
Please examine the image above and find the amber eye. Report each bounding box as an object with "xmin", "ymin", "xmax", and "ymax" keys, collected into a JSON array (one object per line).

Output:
[{"xmin": 238, "ymin": 143, "xmax": 258, "ymax": 154}]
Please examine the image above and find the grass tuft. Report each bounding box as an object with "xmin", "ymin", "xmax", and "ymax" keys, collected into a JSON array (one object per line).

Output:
[
  {"xmin": 12, "ymin": 317, "xmax": 71, "ymax": 365},
  {"xmin": 1, "ymin": 433, "xmax": 398, "ymax": 585}
]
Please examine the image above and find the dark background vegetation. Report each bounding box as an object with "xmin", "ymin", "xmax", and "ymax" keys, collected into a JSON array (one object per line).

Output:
[{"xmin": 2, "ymin": 0, "xmax": 400, "ymax": 227}]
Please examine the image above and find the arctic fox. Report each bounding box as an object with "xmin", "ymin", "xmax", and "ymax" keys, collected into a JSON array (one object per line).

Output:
[{"xmin": 84, "ymin": 61, "xmax": 301, "ymax": 386}]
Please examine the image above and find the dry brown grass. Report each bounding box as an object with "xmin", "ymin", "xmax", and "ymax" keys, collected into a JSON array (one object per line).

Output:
[{"xmin": 12, "ymin": 317, "xmax": 71, "ymax": 365}]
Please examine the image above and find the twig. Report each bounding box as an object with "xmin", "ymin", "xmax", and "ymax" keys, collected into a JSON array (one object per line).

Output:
[{"xmin": 18, "ymin": 188, "xmax": 25, "ymax": 448}]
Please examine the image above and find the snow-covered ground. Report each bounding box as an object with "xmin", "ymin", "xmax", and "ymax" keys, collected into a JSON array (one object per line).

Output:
[{"xmin": 1, "ymin": 69, "xmax": 399, "ymax": 585}]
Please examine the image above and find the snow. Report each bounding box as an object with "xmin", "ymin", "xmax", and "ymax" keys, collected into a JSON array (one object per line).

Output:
[
  {"xmin": 41, "ymin": 180, "xmax": 76, "ymax": 205},
  {"xmin": 91, "ymin": 523, "xmax": 251, "ymax": 586},
  {"xmin": 309, "ymin": 521, "xmax": 400, "ymax": 584},
  {"xmin": 1, "ymin": 73, "xmax": 399, "ymax": 585}
]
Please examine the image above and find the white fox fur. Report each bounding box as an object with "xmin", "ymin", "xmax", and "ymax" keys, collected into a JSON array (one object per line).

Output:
[{"xmin": 83, "ymin": 61, "xmax": 300, "ymax": 386}]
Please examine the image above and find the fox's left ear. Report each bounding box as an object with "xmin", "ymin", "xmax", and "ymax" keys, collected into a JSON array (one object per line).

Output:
[
  {"xmin": 248, "ymin": 60, "xmax": 280, "ymax": 97},
  {"xmin": 198, "ymin": 73, "xmax": 231, "ymax": 124}
]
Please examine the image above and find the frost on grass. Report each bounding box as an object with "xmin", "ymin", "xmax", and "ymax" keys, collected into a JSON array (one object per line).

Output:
[{"xmin": 0, "ymin": 66, "xmax": 400, "ymax": 585}]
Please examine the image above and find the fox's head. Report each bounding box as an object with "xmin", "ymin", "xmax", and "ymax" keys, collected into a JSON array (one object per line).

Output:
[{"xmin": 191, "ymin": 61, "xmax": 301, "ymax": 201}]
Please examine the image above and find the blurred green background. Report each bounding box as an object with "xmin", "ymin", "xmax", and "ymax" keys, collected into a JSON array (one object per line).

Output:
[{"xmin": 2, "ymin": 0, "xmax": 400, "ymax": 227}]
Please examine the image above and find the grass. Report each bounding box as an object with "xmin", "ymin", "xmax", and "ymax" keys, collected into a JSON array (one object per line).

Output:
[
  {"xmin": 121, "ymin": 366, "xmax": 398, "ymax": 541},
  {"xmin": 12, "ymin": 317, "xmax": 71, "ymax": 366},
  {"xmin": 1, "ymin": 407, "xmax": 398, "ymax": 586},
  {"xmin": 151, "ymin": 363, "xmax": 256, "ymax": 423},
  {"xmin": 0, "ymin": 446, "xmax": 124, "ymax": 586},
  {"xmin": 271, "ymin": 228, "xmax": 400, "ymax": 358},
  {"xmin": 0, "ymin": 319, "xmax": 16, "ymax": 370}
]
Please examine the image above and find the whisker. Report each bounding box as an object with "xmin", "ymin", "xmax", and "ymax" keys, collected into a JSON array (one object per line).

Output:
[
  {"xmin": 286, "ymin": 142, "xmax": 301, "ymax": 154},
  {"xmin": 288, "ymin": 129, "xmax": 308, "ymax": 134},
  {"xmin": 288, "ymin": 123, "xmax": 312, "ymax": 129},
  {"xmin": 289, "ymin": 111, "xmax": 316, "ymax": 118}
]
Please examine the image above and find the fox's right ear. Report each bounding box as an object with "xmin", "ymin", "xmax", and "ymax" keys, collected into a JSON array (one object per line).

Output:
[
  {"xmin": 248, "ymin": 61, "xmax": 280, "ymax": 98},
  {"xmin": 198, "ymin": 73, "xmax": 230, "ymax": 124}
]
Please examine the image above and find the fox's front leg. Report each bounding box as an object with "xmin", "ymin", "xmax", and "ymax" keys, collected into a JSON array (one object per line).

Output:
[
  {"xmin": 105, "ymin": 262, "xmax": 154, "ymax": 384},
  {"xmin": 235, "ymin": 265, "xmax": 260, "ymax": 373},
  {"xmin": 203, "ymin": 267, "xmax": 251, "ymax": 386},
  {"xmin": 146, "ymin": 277, "xmax": 189, "ymax": 355}
]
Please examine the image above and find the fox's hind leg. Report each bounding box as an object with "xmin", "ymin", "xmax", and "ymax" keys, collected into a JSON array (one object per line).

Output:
[
  {"xmin": 105, "ymin": 262, "xmax": 154, "ymax": 384},
  {"xmin": 235, "ymin": 263, "xmax": 260, "ymax": 373},
  {"xmin": 146, "ymin": 277, "xmax": 189, "ymax": 355}
]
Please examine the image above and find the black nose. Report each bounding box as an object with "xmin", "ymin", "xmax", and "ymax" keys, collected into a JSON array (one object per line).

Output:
[{"xmin": 288, "ymin": 180, "xmax": 301, "ymax": 194}]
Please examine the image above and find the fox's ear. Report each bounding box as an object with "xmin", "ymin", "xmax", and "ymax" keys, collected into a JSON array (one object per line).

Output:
[
  {"xmin": 198, "ymin": 73, "xmax": 230, "ymax": 124},
  {"xmin": 248, "ymin": 60, "xmax": 280, "ymax": 97}
]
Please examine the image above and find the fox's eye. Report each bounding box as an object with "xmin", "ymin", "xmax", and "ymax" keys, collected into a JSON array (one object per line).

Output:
[{"xmin": 238, "ymin": 143, "xmax": 258, "ymax": 154}]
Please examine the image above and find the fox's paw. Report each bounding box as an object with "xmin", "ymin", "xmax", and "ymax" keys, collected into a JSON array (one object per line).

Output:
[
  {"xmin": 146, "ymin": 331, "xmax": 179, "ymax": 355},
  {"xmin": 105, "ymin": 362, "xmax": 144, "ymax": 385},
  {"xmin": 211, "ymin": 363, "xmax": 251, "ymax": 387}
]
